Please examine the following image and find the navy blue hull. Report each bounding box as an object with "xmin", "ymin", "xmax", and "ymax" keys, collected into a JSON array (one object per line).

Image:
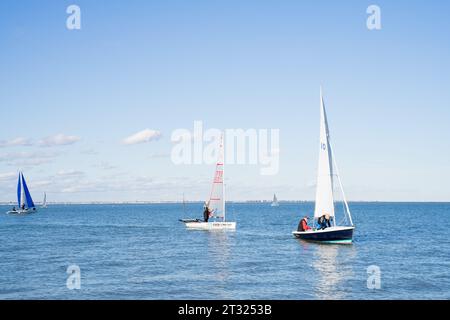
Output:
[{"xmin": 294, "ymin": 228, "xmax": 354, "ymax": 243}]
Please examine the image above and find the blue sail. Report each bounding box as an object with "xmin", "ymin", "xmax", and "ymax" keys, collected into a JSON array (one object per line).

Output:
[
  {"xmin": 21, "ymin": 173, "xmax": 35, "ymax": 209},
  {"xmin": 17, "ymin": 173, "xmax": 22, "ymax": 207}
]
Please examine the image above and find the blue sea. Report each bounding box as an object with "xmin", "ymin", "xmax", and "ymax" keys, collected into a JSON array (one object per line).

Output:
[{"xmin": 0, "ymin": 202, "xmax": 449, "ymax": 300}]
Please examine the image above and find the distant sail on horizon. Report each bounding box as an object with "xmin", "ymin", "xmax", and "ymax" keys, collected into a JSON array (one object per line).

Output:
[
  {"xmin": 271, "ymin": 194, "xmax": 279, "ymax": 206},
  {"xmin": 42, "ymin": 192, "xmax": 47, "ymax": 208}
]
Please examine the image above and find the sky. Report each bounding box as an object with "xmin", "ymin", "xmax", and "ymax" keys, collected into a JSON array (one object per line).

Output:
[{"xmin": 1, "ymin": 0, "xmax": 450, "ymax": 202}]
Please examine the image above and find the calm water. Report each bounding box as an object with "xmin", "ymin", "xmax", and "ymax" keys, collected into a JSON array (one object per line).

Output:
[{"xmin": 0, "ymin": 202, "xmax": 449, "ymax": 300}]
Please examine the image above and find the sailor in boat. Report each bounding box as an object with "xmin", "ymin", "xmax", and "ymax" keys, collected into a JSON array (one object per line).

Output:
[
  {"xmin": 297, "ymin": 216, "xmax": 312, "ymax": 232},
  {"xmin": 203, "ymin": 202, "xmax": 212, "ymax": 222},
  {"xmin": 11, "ymin": 206, "xmax": 17, "ymax": 213},
  {"xmin": 317, "ymin": 214, "xmax": 332, "ymax": 230}
]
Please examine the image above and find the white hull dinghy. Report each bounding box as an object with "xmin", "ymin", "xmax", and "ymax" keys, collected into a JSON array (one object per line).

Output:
[
  {"xmin": 292, "ymin": 88, "xmax": 354, "ymax": 244},
  {"xmin": 184, "ymin": 221, "xmax": 237, "ymax": 230},
  {"xmin": 181, "ymin": 133, "xmax": 236, "ymax": 231},
  {"xmin": 7, "ymin": 172, "xmax": 37, "ymax": 215}
]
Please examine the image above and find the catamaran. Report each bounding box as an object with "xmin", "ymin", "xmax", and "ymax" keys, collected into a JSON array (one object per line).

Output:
[
  {"xmin": 181, "ymin": 134, "xmax": 236, "ymax": 230},
  {"xmin": 7, "ymin": 172, "xmax": 37, "ymax": 215},
  {"xmin": 41, "ymin": 192, "xmax": 48, "ymax": 208},
  {"xmin": 292, "ymin": 89, "xmax": 354, "ymax": 244},
  {"xmin": 271, "ymin": 194, "xmax": 279, "ymax": 207}
]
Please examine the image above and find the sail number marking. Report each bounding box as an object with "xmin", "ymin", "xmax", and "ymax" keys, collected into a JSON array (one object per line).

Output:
[{"xmin": 222, "ymin": 304, "xmax": 272, "ymax": 315}]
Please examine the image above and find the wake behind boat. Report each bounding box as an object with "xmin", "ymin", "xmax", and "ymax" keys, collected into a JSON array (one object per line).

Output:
[
  {"xmin": 292, "ymin": 88, "xmax": 354, "ymax": 244},
  {"xmin": 7, "ymin": 172, "xmax": 37, "ymax": 215},
  {"xmin": 181, "ymin": 133, "xmax": 236, "ymax": 231}
]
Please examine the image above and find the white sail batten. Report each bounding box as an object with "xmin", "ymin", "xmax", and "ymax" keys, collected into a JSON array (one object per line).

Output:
[
  {"xmin": 208, "ymin": 134, "xmax": 225, "ymax": 220},
  {"xmin": 314, "ymin": 91, "xmax": 335, "ymax": 218}
]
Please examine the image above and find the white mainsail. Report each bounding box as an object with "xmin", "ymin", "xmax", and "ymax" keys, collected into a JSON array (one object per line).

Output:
[
  {"xmin": 42, "ymin": 192, "xmax": 47, "ymax": 208},
  {"xmin": 314, "ymin": 89, "xmax": 335, "ymax": 219},
  {"xmin": 20, "ymin": 177, "xmax": 26, "ymax": 208},
  {"xmin": 208, "ymin": 134, "xmax": 225, "ymax": 220}
]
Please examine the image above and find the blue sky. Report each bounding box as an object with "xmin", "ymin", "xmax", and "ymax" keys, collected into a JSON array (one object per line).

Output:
[{"xmin": 1, "ymin": 0, "xmax": 449, "ymax": 202}]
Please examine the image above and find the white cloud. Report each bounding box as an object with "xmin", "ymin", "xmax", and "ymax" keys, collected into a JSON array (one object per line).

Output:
[
  {"xmin": 33, "ymin": 180, "xmax": 52, "ymax": 188},
  {"xmin": 0, "ymin": 151, "xmax": 58, "ymax": 167},
  {"xmin": 11, "ymin": 158, "xmax": 53, "ymax": 167},
  {"xmin": 149, "ymin": 153, "xmax": 170, "ymax": 159},
  {"xmin": 80, "ymin": 148, "xmax": 98, "ymax": 155},
  {"xmin": 57, "ymin": 169, "xmax": 85, "ymax": 177},
  {"xmin": 94, "ymin": 161, "xmax": 117, "ymax": 170},
  {"xmin": 0, "ymin": 172, "xmax": 17, "ymax": 182},
  {"xmin": 0, "ymin": 137, "xmax": 33, "ymax": 148},
  {"xmin": 38, "ymin": 134, "xmax": 81, "ymax": 147},
  {"xmin": 122, "ymin": 129, "xmax": 161, "ymax": 145}
]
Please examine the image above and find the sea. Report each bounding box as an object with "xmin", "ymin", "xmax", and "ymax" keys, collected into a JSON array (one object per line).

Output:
[{"xmin": 0, "ymin": 202, "xmax": 449, "ymax": 300}]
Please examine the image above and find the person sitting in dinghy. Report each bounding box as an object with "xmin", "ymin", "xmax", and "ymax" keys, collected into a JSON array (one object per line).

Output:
[
  {"xmin": 318, "ymin": 214, "xmax": 331, "ymax": 230},
  {"xmin": 298, "ymin": 216, "xmax": 312, "ymax": 232}
]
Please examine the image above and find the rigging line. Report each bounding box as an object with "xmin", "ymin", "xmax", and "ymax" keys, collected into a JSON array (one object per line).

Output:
[{"xmin": 329, "ymin": 142, "xmax": 354, "ymax": 226}]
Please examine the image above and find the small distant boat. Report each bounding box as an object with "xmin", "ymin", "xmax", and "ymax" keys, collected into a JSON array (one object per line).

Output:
[
  {"xmin": 7, "ymin": 172, "xmax": 37, "ymax": 215},
  {"xmin": 271, "ymin": 194, "xmax": 279, "ymax": 207},
  {"xmin": 41, "ymin": 192, "xmax": 48, "ymax": 208},
  {"xmin": 181, "ymin": 133, "xmax": 236, "ymax": 230},
  {"xmin": 292, "ymin": 89, "xmax": 354, "ymax": 244}
]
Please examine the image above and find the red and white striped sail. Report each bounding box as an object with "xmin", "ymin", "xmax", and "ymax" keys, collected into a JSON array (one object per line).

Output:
[{"xmin": 208, "ymin": 134, "xmax": 225, "ymax": 220}]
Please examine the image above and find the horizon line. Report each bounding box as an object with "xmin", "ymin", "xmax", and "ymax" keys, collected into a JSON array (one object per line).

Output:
[{"xmin": 1, "ymin": 200, "xmax": 450, "ymax": 205}]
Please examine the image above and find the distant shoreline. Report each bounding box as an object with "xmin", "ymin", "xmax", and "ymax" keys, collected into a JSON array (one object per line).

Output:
[{"xmin": 1, "ymin": 201, "xmax": 449, "ymax": 205}]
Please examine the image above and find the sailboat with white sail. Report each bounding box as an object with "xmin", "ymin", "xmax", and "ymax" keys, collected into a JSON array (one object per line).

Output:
[
  {"xmin": 292, "ymin": 89, "xmax": 354, "ymax": 243},
  {"xmin": 271, "ymin": 194, "xmax": 279, "ymax": 207},
  {"xmin": 181, "ymin": 133, "xmax": 236, "ymax": 230},
  {"xmin": 7, "ymin": 172, "xmax": 37, "ymax": 215},
  {"xmin": 41, "ymin": 192, "xmax": 48, "ymax": 208}
]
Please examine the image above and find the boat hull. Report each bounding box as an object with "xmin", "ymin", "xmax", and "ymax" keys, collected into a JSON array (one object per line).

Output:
[
  {"xmin": 292, "ymin": 226, "xmax": 354, "ymax": 244},
  {"xmin": 179, "ymin": 218, "xmax": 201, "ymax": 223},
  {"xmin": 184, "ymin": 221, "xmax": 236, "ymax": 230},
  {"xmin": 6, "ymin": 209, "xmax": 37, "ymax": 215}
]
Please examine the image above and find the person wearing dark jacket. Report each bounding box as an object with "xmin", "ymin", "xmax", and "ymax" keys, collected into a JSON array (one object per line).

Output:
[
  {"xmin": 318, "ymin": 214, "xmax": 331, "ymax": 230},
  {"xmin": 203, "ymin": 202, "xmax": 212, "ymax": 222}
]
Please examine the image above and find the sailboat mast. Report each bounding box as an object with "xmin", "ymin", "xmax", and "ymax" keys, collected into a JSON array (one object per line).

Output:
[
  {"xmin": 222, "ymin": 134, "xmax": 226, "ymax": 222},
  {"xmin": 20, "ymin": 173, "xmax": 25, "ymax": 208}
]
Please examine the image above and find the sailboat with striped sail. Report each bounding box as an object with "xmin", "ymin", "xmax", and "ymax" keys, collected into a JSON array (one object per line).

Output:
[
  {"xmin": 181, "ymin": 133, "xmax": 236, "ymax": 230},
  {"xmin": 7, "ymin": 172, "xmax": 37, "ymax": 215},
  {"xmin": 292, "ymin": 88, "xmax": 354, "ymax": 243}
]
